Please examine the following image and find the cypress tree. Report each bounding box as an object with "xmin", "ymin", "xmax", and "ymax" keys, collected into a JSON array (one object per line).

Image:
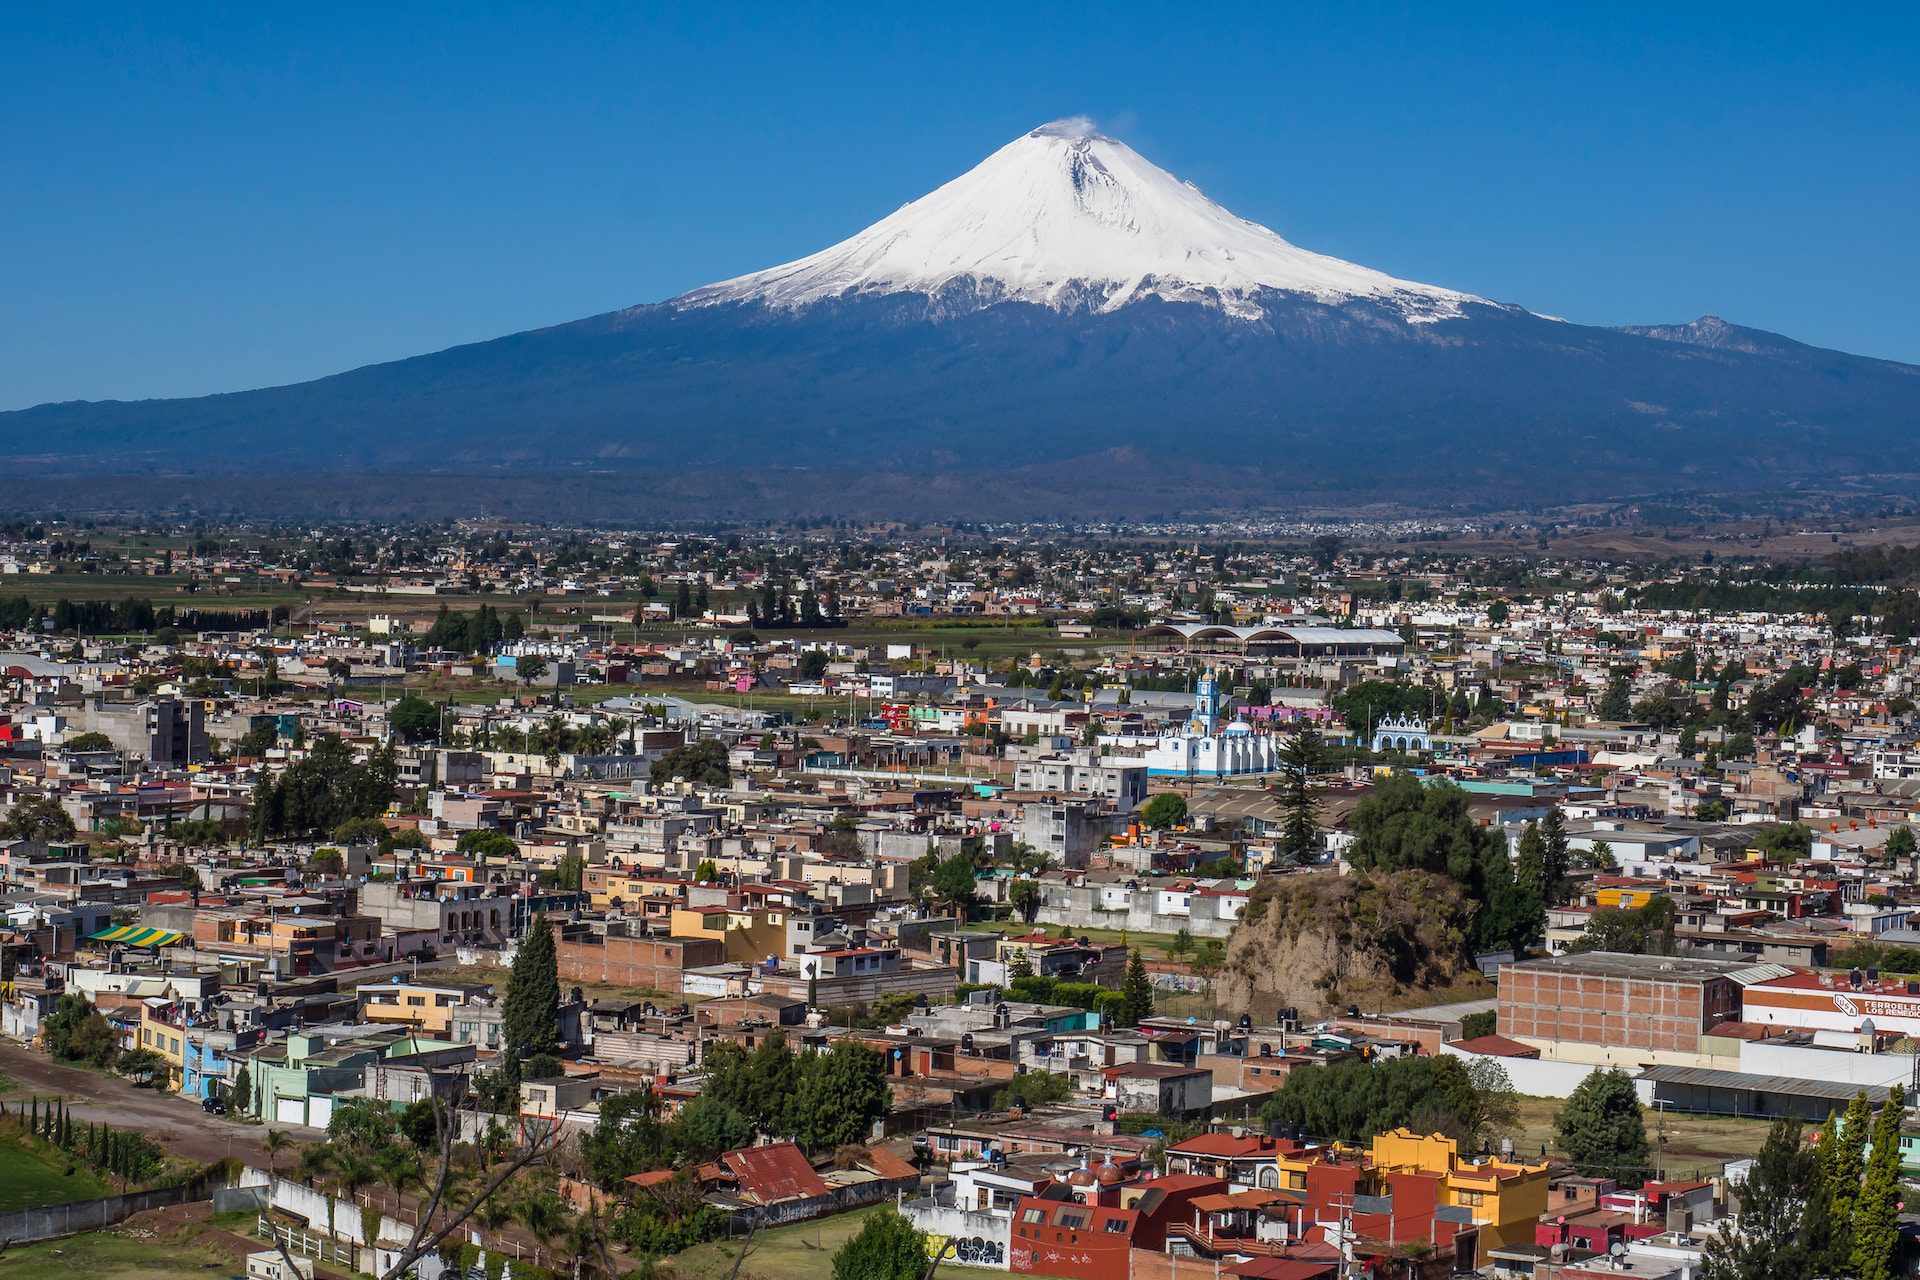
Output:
[
  {"xmin": 29, "ymin": 1097, "xmax": 38, "ymax": 1133},
  {"xmin": 1853, "ymin": 1087, "xmax": 1907, "ymax": 1280},
  {"xmin": 1120, "ymin": 950, "xmax": 1154, "ymax": 1027},
  {"xmin": 1826, "ymin": 1090, "xmax": 1874, "ymax": 1264},
  {"xmin": 500, "ymin": 911, "xmax": 560, "ymax": 1087}
]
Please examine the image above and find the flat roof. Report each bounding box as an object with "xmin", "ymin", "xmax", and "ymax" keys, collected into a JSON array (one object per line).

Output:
[
  {"xmin": 1501, "ymin": 952, "xmax": 1773, "ymax": 984},
  {"xmin": 1640, "ymin": 1063, "xmax": 1894, "ymax": 1106}
]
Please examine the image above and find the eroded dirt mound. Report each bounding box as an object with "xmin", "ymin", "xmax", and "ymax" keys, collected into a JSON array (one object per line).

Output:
[{"xmin": 1214, "ymin": 869, "xmax": 1478, "ymax": 1018}]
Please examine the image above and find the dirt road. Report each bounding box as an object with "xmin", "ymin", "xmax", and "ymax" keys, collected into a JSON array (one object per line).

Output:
[{"xmin": 0, "ymin": 1037, "xmax": 320, "ymax": 1167}]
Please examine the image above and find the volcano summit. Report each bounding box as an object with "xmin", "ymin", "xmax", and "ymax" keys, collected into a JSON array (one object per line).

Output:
[{"xmin": 4, "ymin": 119, "xmax": 1916, "ymax": 514}]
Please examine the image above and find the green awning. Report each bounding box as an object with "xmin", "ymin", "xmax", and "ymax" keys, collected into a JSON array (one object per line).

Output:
[{"xmin": 87, "ymin": 925, "xmax": 185, "ymax": 948}]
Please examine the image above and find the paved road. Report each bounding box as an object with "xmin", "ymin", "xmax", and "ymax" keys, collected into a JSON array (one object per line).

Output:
[{"xmin": 0, "ymin": 1036, "xmax": 322, "ymax": 1167}]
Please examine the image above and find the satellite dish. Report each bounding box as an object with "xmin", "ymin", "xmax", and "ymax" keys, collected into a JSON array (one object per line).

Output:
[{"xmin": 1610, "ymin": 1241, "xmax": 1628, "ymax": 1259}]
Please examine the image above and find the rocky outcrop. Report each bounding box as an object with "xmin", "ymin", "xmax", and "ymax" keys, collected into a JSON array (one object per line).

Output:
[{"xmin": 1213, "ymin": 869, "xmax": 1481, "ymax": 1019}]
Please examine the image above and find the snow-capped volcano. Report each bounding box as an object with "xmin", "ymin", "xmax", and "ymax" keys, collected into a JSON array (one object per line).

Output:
[
  {"xmin": 7, "ymin": 117, "xmax": 1916, "ymax": 514},
  {"xmin": 680, "ymin": 118, "xmax": 1481, "ymax": 321}
]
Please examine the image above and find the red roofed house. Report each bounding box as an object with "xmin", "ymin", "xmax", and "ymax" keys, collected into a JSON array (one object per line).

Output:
[{"xmin": 718, "ymin": 1141, "xmax": 831, "ymax": 1206}]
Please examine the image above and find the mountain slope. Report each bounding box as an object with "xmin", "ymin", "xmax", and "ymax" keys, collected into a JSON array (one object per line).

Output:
[{"xmin": 2, "ymin": 120, "xmax": 1915, "ymax": 509}]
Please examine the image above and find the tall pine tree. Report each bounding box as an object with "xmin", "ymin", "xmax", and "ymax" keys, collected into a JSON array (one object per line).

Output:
[
  {"xmin": 501, "ymin": 911, "xmax": 560, "ymax": 1086},
  {"xmin": 1120, "ymin": 950, "xmax": 1154, "ymax": 1027},
  {"xmin": 1275, "ymin": 726, "xmax": 1323, "ymax": 866},
  {"xmin": 1539, "ymin": 808, "xmax": 1570, "ymax": 905},
  {"xmin": 1514, "ymin": 822, "xmax": 1549, "ymax": 949},
  {"xmin": 1852, "ymin": 1086, "xmax": 1906, "ymax": 1280}
]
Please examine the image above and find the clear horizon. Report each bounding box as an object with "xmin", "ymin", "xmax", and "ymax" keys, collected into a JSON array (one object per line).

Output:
[{"xmin": 3, "ymin": 3, "xmax": 1915, "ymax": 410}]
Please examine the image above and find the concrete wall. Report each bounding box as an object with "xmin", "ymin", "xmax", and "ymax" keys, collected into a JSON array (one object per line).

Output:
[
  {"xmin": 1439, "ymin": 1044, "xmax": 1653, "ymax": 1102},
  {"xmin": 1737, "ymin": 1041, "xmax": 1913, "ymax": 1089},
  {"xmin": 0, "ymin": 1177, "xmax": 217, "ymax": 1245},
  {"xmin": 1034, "ymin": 883, "xmax": 1238, "ymax": 938},
  {"xmin": 901, "ymin": 1198, "xmax": 1012, "ymax": 1269}
]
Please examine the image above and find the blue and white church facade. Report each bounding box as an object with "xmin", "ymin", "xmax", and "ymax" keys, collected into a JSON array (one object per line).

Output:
[{"xmin": 1131, "ymin": 670, "xmax": 1282, "ymax": 778}]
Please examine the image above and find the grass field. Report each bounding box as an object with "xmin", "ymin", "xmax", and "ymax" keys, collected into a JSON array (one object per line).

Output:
[
  {"xmin": 0, "ymin": 1229, "xmax": 235, "ymax": 1280},
  {"xmin": 669, "ymin": 1204, "xmax": 886, "ymax": 1280},
  {"xmin": 425, "ymin": 960, "xmax": 672, "ymax": 1009},
  {"xmin": 1511, "ymin": 1094, "xmax": 1775, "ymax": 1179},
  {"xmin": 0, "ymin": 1140, "xmax": 111, "ymax": 1214}
]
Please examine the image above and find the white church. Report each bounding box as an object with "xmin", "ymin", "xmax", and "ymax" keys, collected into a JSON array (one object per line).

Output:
[{"xmin": 1119, "ymin": 670, "xmax": 1283, "ymax": 779}]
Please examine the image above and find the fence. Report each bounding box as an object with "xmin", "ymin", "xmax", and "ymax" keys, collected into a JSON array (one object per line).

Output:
[{"xmin": 0, "ymin": 1176, "xmax": 218, "ymax": 1247}]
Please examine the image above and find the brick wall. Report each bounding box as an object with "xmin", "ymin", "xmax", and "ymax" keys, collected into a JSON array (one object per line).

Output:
[
  {"xmin": 557, "ymin": 934, "xmax": 723, "ymax": 992},
  {"xmin": 1499, "ymin": 968, "xmax": 1735, "ymax": 1053}
]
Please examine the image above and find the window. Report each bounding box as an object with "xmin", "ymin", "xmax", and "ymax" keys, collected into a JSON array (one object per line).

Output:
[
  {"xmin": 1458, "ymin": 1190, "xmax": 1485, "ymax": 1207},
  {"xmin": 1257, "ymin": 1167, "xmax": 1279, "ymax": 1190},
  {"xmin": 1055, "ymin": 1209, "xmax": 1089, "ymax": 1230},
  {"xmin": 1021, "ymin": 1208, "xmax": 1046, "ymax": 1225},
  {"xmin": 1103, "ymin": 1219, "xmax": 1129, "ymax": 1234},
  {"xmin": 1288, "ymin": 1172, "xmax": 1306, "ymax": 1190}
]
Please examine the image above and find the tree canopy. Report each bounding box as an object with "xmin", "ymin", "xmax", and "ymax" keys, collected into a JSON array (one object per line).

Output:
[
  {"xmin": 1554, "ymin": 1068, "xmax": 1650, "ymax": 1186},
  {"xmin": 1346, "ymin": 772, "xmax": 1527, "ymax": 954},
  {"xmin": 650, "ymin": 738, "xmax": 731, "ymax": 787}
]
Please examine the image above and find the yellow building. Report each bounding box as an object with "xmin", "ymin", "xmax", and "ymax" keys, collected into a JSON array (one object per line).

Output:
[
  {"xmin": 667, "ymin": 905, "xmax": 786, "ymax": 962},
  {"xmin": 356, "ymin": 979, "xmax": 489, "ymax": 1037},
  {"xmin": 1368, "ymin": 1129, "xmax": 1550, "ymax": 1263},
  {"xmin": 1594, "ymin": 887, "xmax": 1659, "ymax": 910},
  {"xmin": 136, "ymin": 1003, "xmax": 187, "ymax": 1088}
]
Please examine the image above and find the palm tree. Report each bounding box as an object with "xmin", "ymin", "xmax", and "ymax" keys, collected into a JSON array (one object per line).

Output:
[
  {"xmin": 514, "ymin": 1189, "xmax": 569, "ymax": 1265},
  {"xmin": 261, "ymin": 1128, "xmax": 291, "ymax": 1180},
  {"xmin": 297, "ymin": 1142, "xmax": 333, "ymax": 1186}
]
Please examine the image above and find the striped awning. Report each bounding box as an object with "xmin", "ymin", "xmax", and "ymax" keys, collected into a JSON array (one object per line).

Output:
[{"xmin": 87, "ymin": 925, "xmax": 185, "ymax": 948}]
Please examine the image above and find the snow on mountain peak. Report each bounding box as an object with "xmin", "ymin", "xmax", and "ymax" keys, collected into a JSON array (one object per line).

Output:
[{"xmin": 679, "ymin": 119, "xmax": 1482, "ymax": 321}]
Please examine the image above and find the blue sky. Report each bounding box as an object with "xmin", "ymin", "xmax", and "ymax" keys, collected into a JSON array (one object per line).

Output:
[{"xmin": 3, "ymin": 3, "xmax": 1916, "ymax": 409}]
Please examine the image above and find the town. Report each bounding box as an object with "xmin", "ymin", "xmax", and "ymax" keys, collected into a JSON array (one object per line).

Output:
[{"xmin": 0, "ymin": 517, "xmax": 1917, "ymax": 1280}]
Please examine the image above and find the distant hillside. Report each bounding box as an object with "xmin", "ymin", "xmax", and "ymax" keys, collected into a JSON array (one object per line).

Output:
[{"xmin": 1213, "ymin": 870, "xmax": 1489, "ymax": 1019}]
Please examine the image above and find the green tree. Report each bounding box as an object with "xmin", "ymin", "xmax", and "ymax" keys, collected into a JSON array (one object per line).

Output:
[
  {"xmin": 388, "ymin": 696, "xmax": 441, "ymax": 743},
  {"xmin": 552, "ymin": 850, "xmax": 586, "ymax": 891},
  {"xmin": 668, "ymin": 1094, "xmax": 753, "ymax": 1163},
  {"xmin": 455, "ymin": 828, "xmax": 519, "ymax": 859},
  {"xmin": 832, "ymin": 1209, "xmax": 927, "ymax": 1280},
  {"xmin": 930, "ymin": 853, "xmax": 980, "ymax": 917},
  {"xmin": 515, "ymin": 654, "xmax": 548, "ymax": 687},
  {"xmin": 64, "ymin": 732, "xmax": 115, "ymax": 753},
  {"xmin": 1700, "ymin": 1118, "xmax": 1834, "ymax": 1280},
  {"xmin": 1513, "ymin": 822, "xmax": 1548, "ymax": 949},
  {"xmin": 1852, "ymin": 1086, "xmax": 1906, "ymax": 1280},
  {"xmin": 1347, "ymin": 772, "xmax": 1526, "ymax": 954},
  {"xmin": 1140, "ymin": 792, "xmax": 1187, "ymax": 831},
  {"xmin": 1883, "ymin": 825, "xmax": 1916, "ymax": 865},
  {"xmin": 788, "ymin": 1042, "xmax": 890, "ymax": 1153},
  {"xmin": 0, "ymin": 794, "xmax": 78, "ymax": 842},
  {"xmin": 580, "ymin": 1087, "xmax": 666, "ymax": 1188},
  {"xmin": 43, "ymin": 993, "xmax": 118, "ymax": 1068},
  {"xmin": 1008, "ymin": 878, "xmax": 1041, "ymax": 923},
  {"xmin": 650, "ymin": 738, "xmax": 731, "ymax": 787},
  {"xmin": 1275, "ymin": 725, "xmax": 1323, "ymax": 864},
  {"xmin": 1539, "ymin": 808, "xmax": 1569, "ymax": 904},
  {"xmin": 1119, "ymin": 950, "xmax": 1154, "ymax": 1026},
  {"xmin": 1694, "ymin": 799, "xmax": 1729, "ymax": 822},
  {"xmin": 501, "ymin": 911, "xmax": 560, "ymax": 1086},
  {"xmin": 1826, "ymin": 1091, "xmax": 1874, "ymax": 1242},
  {"xmin": 1554, "ymin": 1068, "xmax": 1651, "ymax": 1186},
  {"xmin": 1596, "ymin": 668, "xmax": 1634, "ymax": 721}
]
